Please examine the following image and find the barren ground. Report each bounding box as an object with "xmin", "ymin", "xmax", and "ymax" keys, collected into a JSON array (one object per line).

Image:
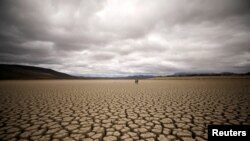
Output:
[{"xmin": 0, "ymin": 79, "xmax": 250, "ymax": 141}]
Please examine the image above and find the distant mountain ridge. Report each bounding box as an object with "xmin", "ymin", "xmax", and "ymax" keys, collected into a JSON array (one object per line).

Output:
[
  {"xmin": 0, "ymin": 64, "xmax": 76, "ymax": 80},
  {"xmin": 1, "ymin": 64, "xmax": 249, "ymax": 80},
  {"xmin": 171, "ymin": 72, "xmax": 250, "ymax": 77}
]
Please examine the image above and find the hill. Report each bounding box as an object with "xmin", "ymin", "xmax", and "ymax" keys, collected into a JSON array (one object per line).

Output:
[
  {"xmin": 152, "ymin": 72, "xmax": 250, "ymax": 80},
  {"xmin": 0, "ymin": 64, "xmax": 76, "ymax": 80}
]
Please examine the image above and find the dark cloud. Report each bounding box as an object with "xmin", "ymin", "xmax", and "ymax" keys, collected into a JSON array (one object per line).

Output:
[{"xmin": 0, "ymin": 0, "xmax": 249, "ymax": 76}]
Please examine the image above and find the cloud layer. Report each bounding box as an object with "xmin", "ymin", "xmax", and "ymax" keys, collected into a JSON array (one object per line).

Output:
[{"xmin": 0, "ymin": 0, "xmax": 250, "ymax": 76}]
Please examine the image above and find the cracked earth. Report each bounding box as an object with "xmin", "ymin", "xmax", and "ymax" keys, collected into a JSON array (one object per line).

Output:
[{"xmin": 0, "ymin": 79, "xmax": 249, "ymax": 141}]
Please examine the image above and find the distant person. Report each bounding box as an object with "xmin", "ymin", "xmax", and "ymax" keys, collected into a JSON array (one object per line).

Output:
[{"xmin": 135, "ymin": 79, "xmax": 139, "ymax": 84}]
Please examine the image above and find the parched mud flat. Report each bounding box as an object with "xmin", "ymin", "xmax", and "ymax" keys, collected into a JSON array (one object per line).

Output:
[{"xmin": 0, "ymin": 80, "xmax": 249, "ymax": 141}]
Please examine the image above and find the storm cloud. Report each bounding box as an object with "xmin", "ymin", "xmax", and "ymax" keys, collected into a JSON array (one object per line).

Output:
[{"xmin": 0, "ymin": 0, "xmax": 250, "ymax": 76}]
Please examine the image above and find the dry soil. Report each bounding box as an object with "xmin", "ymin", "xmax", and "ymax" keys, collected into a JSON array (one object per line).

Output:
[{"xmin": 0, "ymin": 79, "xmax": 249, "ymax": 141}]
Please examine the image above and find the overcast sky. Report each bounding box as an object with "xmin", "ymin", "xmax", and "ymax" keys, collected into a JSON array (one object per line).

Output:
[{"xmin": 0, "ymin": 0, "xmax": 250, "ymax": 76}]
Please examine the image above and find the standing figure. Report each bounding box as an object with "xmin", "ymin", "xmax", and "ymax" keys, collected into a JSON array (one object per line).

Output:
[{"xmin": 135, "ymin": 79, "xmax": 139, "ymax": 84}]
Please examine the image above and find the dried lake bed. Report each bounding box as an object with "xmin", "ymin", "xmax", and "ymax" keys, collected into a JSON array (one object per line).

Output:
[{"xmin": 0, "ymin": 79, "xmax": 249, "ymax": 141}]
